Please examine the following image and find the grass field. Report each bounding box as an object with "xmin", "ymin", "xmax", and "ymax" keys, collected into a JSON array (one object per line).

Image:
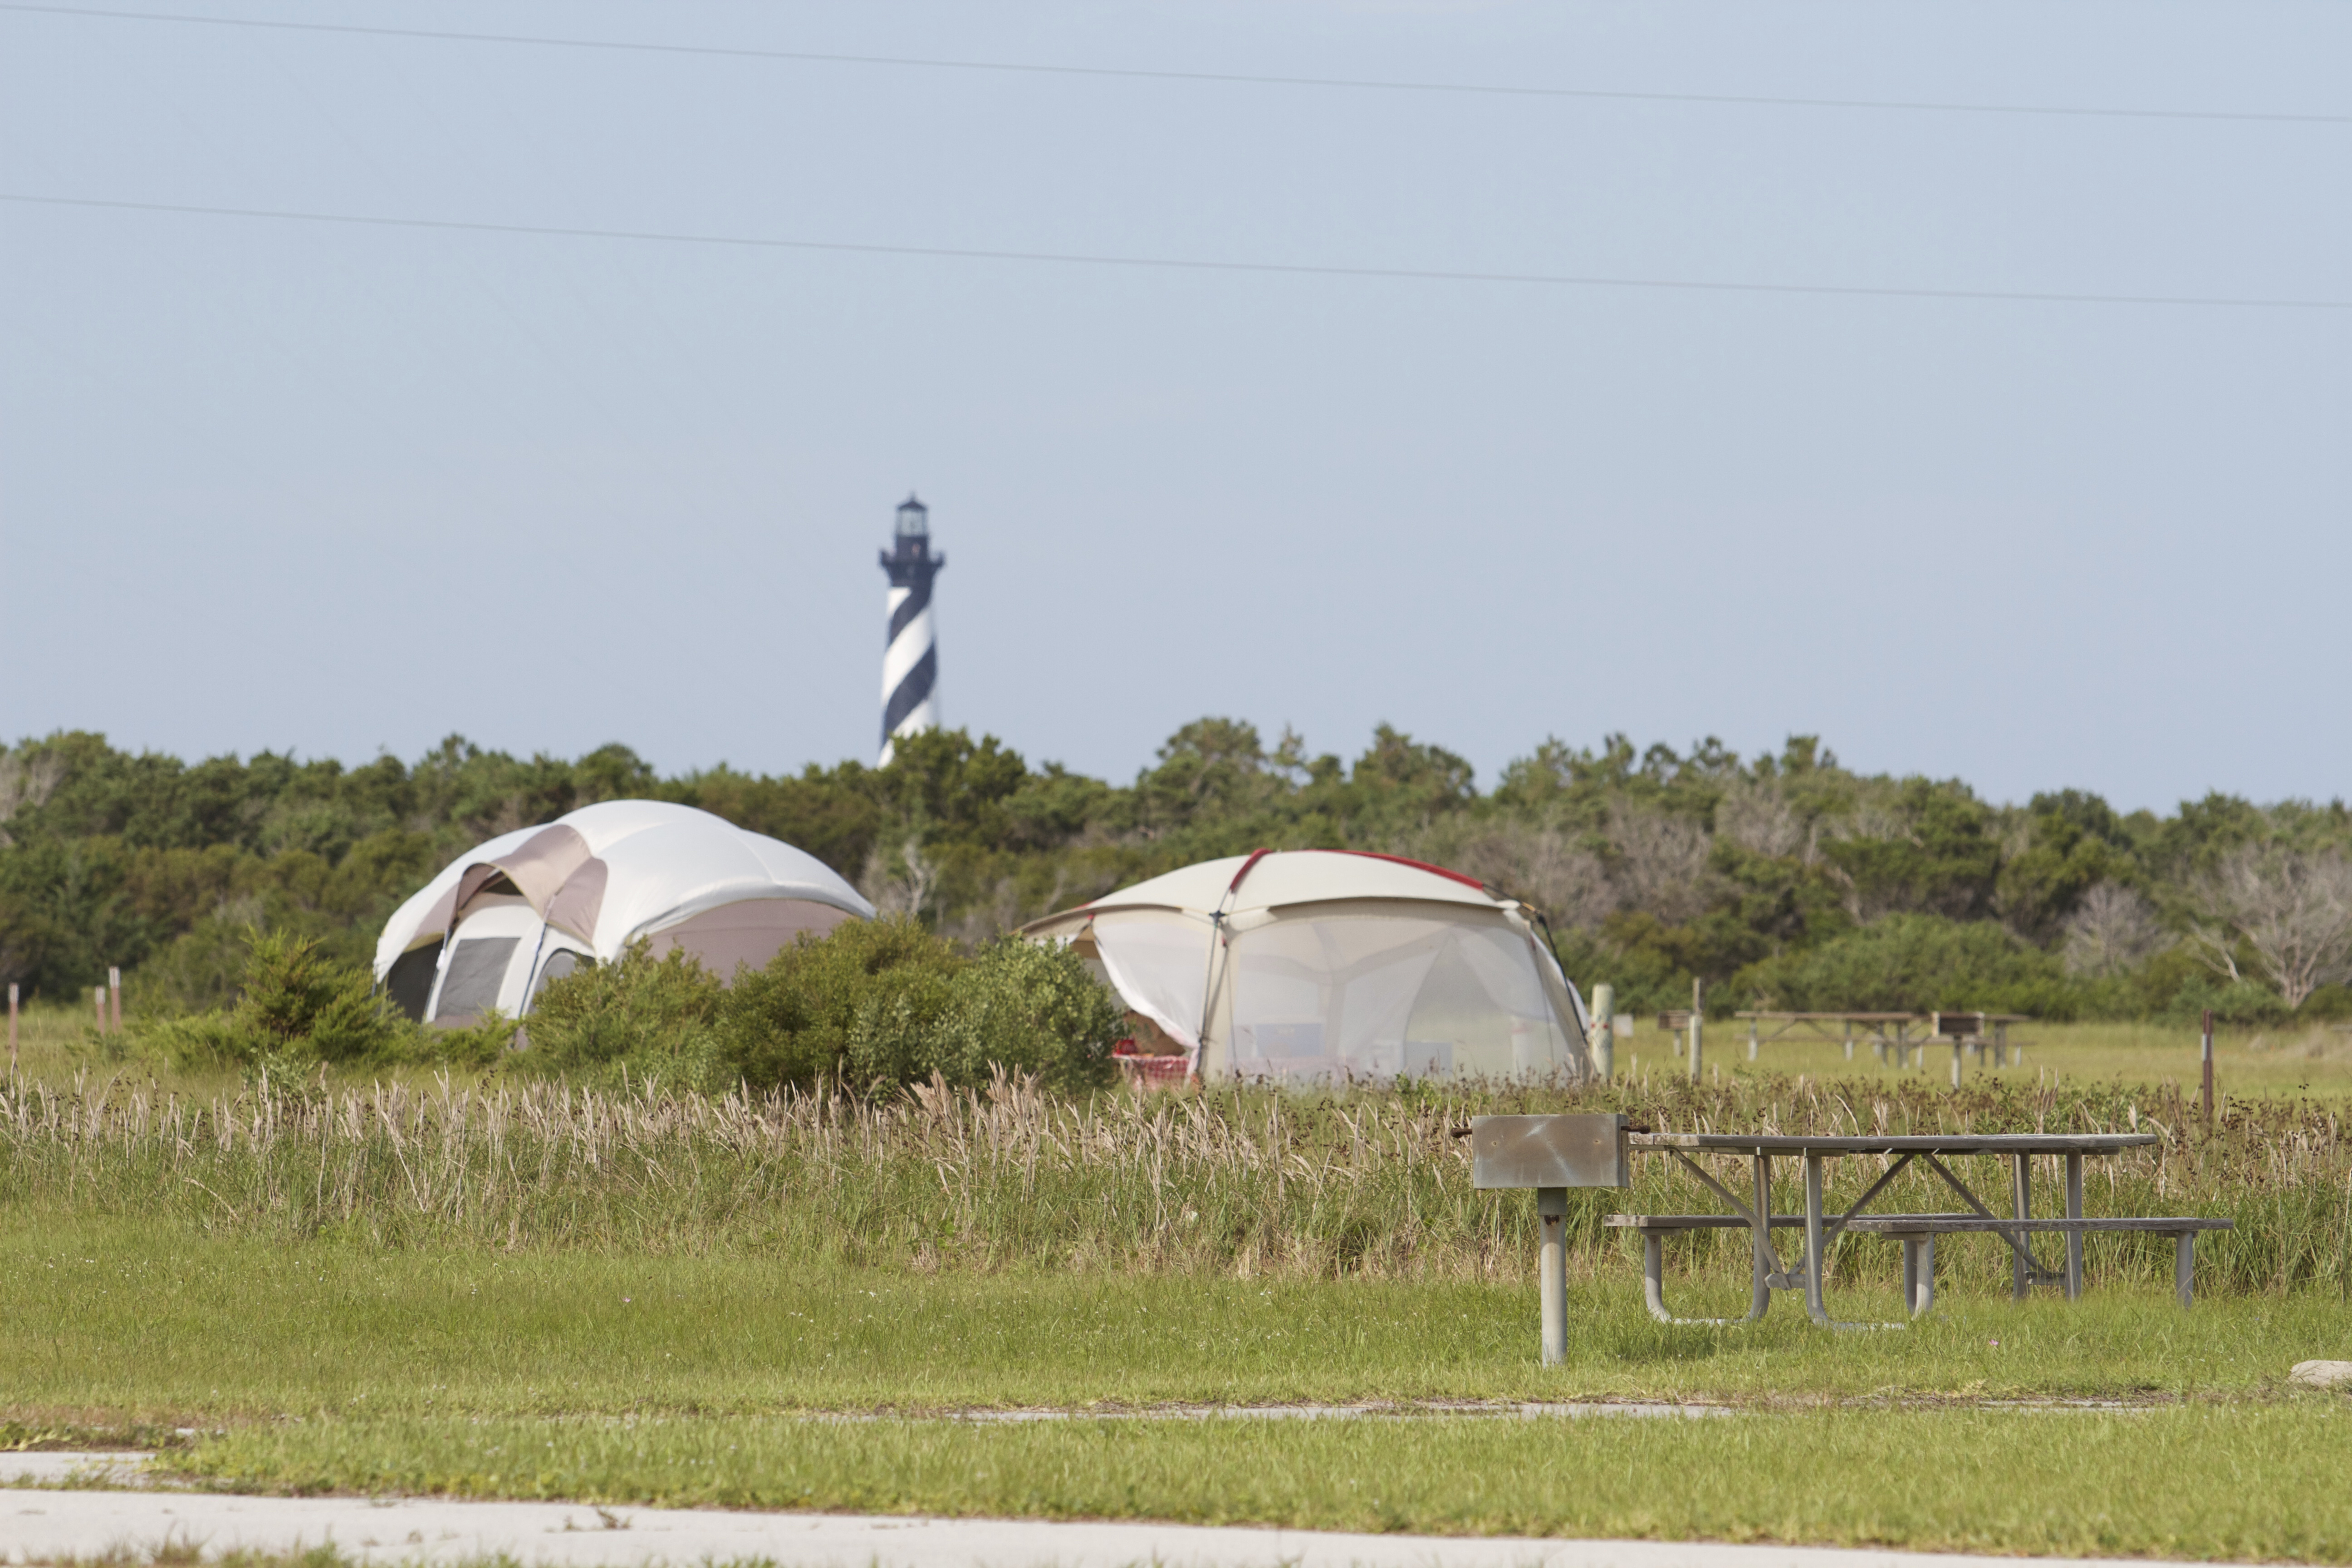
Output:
[
  {"xmin": 1623, "ymin": 1016, "xmax": 2352, "ymax": 1098},
  {"xmin": 5, "ymin": 1215, "xmax": 2351, "ymax": 1558},
  {"xmin": 5, "ymin": 1005, "xmax": 2351, "ymax": 1560},
  {"xmin": 7, "ymin": 1218, "xmax": 2344, "ymax": 1423},
  {"xmin": 14, "ymin": 998, "xmax": 2352, "ymax": 1096},
  {"xmin": 168, "ymin": 1406, "xmax": 2352, "ymax": 1561}
]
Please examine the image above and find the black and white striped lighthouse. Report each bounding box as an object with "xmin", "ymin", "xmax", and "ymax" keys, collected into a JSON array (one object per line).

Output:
[{"xmin": 877, "ymin": 494, "xmax": 944, "ymax": 766}]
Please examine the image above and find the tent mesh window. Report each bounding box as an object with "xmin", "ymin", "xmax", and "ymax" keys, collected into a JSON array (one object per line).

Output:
[
  {"xmin": 435, "ymin": 936, "xmax": 519, "ymax": 1023},
  {"xmin": 1230, "ymin": 917, "xmax": 1563, "ymax": 1082},
  {"xmin": 529, "ymin": 949, "xmax": 586, "ymax": 1005},
  {"xmin": 383, "ymin": 939, "xmax": 443, "ymax": 1022}
]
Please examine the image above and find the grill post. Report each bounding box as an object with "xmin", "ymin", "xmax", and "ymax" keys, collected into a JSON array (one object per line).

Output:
[{"xmin": 1538, "ymin": 1187, "xmax": 1568, "ymax": 1365}]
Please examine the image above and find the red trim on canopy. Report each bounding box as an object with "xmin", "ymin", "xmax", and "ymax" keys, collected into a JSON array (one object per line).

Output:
[
  {"xmin": 1057, "ymin": 845, "xmax": 1492, "ymax": 920},
  {"xmin": 1225, "ymin": 848, "xmax": 1276, "ymax": 896},
  {"xmin": 1333, "ymin": 849, "xmax": 1490, "ymax": 892},
  {"xmin": 1230, "ymin": 847, "xmax": 1489, "ymax": 897}
]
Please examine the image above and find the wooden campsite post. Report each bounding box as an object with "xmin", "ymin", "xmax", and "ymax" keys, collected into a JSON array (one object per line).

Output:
[
  {"xmin": 1687, "ymin": 980, "xmax": 1703, "ymax": 1084},
  {"xmin": 1590, "ymin": 983, "xmax": 1614, "ymax": 1082},
  {"xmin": 7, "ymin": 982, "xmax": 16, "ymax": 1072},
  {"xmin": 93, "ymin": 986, "xmax": 106, "ymax": 1033},
  {"xmin": 2201, "ymin": 1009, "xmax": 2215, "ymax": 1132},
  {"xmin": 108, "ymin": 966, "xmax": 121, "ymax": 1033}
]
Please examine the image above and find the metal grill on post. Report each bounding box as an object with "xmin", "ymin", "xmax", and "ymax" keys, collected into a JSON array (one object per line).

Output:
[{"xmin": 1470, "ymin": 1114, "xmax": 1630, "ymax": 1365}]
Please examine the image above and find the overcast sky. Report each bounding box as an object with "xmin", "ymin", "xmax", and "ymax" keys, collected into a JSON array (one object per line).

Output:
[{"xmin": 3, "ymin": 0, "xmax": 2345, "ymax": 811}]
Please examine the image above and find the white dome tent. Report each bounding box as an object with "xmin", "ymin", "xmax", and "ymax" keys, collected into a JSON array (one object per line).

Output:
[
  {"xmin": 1019, "ymin": 850, "xmax": 1593, "ymax": 1084},
  {"xmin": 373, "ymin": 800, "xmax": 875, "ymax": 1026}
]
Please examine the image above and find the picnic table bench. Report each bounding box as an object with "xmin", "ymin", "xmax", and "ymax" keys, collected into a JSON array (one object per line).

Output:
[
  {"xmin": 1611, "ymin": 1131, "xmax": 2230, "ymax": 1327},
  {"xmin": 1468, "ymin": 1117, "xmax": 2232, "ymax": 1350}
]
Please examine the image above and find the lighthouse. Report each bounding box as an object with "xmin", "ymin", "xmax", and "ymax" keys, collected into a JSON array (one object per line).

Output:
[{"xmin": 877, "ymin": 493, "xmax": 944, "ymax": 766}]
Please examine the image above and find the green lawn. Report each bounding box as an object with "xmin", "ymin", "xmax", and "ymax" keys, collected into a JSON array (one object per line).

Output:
[
  {"xmin": 15, "ymin": 1004, "xmax": 2352, "ymax": 1099},
  {"xmin": 5, "ymin": 1016, "xmax": 2347, "ymax": 1564},
  {"xmin": 169, "ymin": 1404, "xmax": 2352, "ymax": 1561},
  {"xmin": 7, "ymin": 1216, "xmax": 2352, "ymax": 1558},
  {"xmin": 4, "ymin": 1216, "xmax": 2343, "ymax": 1423},
  {"xmin": 1648, "ymin": 1018, "xmax": 2352, "ymax": 1098}
]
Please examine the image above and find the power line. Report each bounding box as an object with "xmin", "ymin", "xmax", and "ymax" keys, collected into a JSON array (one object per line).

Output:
[
  {"xmin": 9, "ymin": 191, "xmax": 2348, "ymax": 311},
  {"xmin": 5, "ymin": 2, "xmax": 2347, "ymax": 127}
]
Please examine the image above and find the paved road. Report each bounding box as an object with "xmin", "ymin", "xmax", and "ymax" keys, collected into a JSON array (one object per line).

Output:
[
  {"xmin": 1, "ymin": 1458, "xmax": 2214, "ymax": 1568},
  {"xmin": 1, "ymin": 1488, "xmax": 2220, "ymax": 1568}
]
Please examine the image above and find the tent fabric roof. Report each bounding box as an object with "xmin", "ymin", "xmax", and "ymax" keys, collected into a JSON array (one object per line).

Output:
[
  {"xmin": 1025, "ymin": 849, "xmax": 1506, "ymax": 930},
  {"xmin": 372, "ymin": 801, "xmax": 873, "ymax": 980}
]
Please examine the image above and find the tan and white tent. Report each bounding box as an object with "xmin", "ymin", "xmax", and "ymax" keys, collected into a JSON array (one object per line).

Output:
[
  {"xmin": 373, "ymin": 800, "xmax": 874, "ymax": 1025},
  {"xmin": 1020, "ymin": 850, "xmax": 1592, "ymax": 1084}
]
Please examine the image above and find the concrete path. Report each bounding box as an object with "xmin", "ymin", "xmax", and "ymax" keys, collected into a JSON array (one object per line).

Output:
[{"xmin": 0, "ymin": 1472, "xmax": 2217, "ymax": 1568}]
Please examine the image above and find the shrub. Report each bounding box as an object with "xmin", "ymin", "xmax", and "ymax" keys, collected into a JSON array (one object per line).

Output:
[
  {"xmin": 932, "ymin": 936, "xmax": 1123, "ymax": 1093},
  {"xmin": 527, "ymin": 918, "xmax": 1124, "ymax": 1093},
  {"xmin": 127, "ymin": 928, "xmax": 420, "ymax": 1071},
  {"xmin": 2157, "ymin": 974, "xmax": 2290, "ymax": 1029},
  {"xmin": 520, "ymin": 942, "xmax": 727, "ymax": 1091},
  {"xmin": 720, "ymin": 917, "xmax": 962, "ymax": 1089},
  {"xmin": 2299, "ymin": 983, "xmax": 2352, "ymax": 1021},
  {"xmin": 1733, "ymin": 914, "xmax": 2074, "ymax": 1017}
]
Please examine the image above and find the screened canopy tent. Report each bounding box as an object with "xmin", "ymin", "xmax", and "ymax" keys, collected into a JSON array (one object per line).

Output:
[
  {"xmin": 372, "ymin": 800, "xmax": 875, "ymax": 1026},
  {"xmin": 1019, "ymin": 850, "xmax": 1593, "ymax": 1084}
]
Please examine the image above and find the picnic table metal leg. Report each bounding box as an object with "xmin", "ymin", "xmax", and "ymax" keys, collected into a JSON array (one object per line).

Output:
[
  {"xmin": 2175, "ymin": 1232, "xmax": 2195, "ymax": 1308},
  {"xmin": 1539, "ymin": 1187, "xmax": 1567, "ymax": 1364},
  {"xmin": 1900, "ymin": 1235, "xmax": 1935, "ymax": 1316},
  {"xmin": 2011, "ymin": 1153, "xmax": 2031, "ymax": 1300},
  {"xmin": 1642, "ymin": 1233, "xmax": 1672, "ymax": 1323},
  {"xmin": 1751, "ymin": 1155, "xmax": 1773, "ymax": 1322},
  {"xmin": 1803, "ymin": 1154, "xmax": 1830, "ymax": 1326},
  {"xmin": 1640, "ymin": 1229, "xmax": 1770, "ymax": 1327},
  {"xmin": 2064, "ymin": 1153, "xmax": 2084, "ymax": 1301}
]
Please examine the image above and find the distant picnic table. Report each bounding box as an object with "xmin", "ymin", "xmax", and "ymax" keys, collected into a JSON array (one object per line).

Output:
[
  {"xmin": 1607, "ymin": 1131, "xmax": 2231, "ymax": 1328},
  {"xmin": 1725, "ymin": 1011, "xmax": 2033, "ymax": 1084}
]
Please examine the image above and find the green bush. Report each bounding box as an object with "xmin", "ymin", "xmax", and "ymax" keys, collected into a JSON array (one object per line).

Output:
[
  {"xmin": 720, "ymin": 917, "xmax": 963, "ymax": 1089},
  {"xmin": 524, "ymin": 919, "xmax": 1122, "ymax": 1093},
  {"xmin": 2296, "ymin": 983, "xmax": 2352, "ymax": 1022},
  {"xmin": 2157, "ymin": 974, "xmax": 2291, "ymax": 1029},
  {"xmin": 933, "ymin": 936, "xmax": 1125, "ymax": 1092},
  {"xmin": 521, "ymin": 942, "xmax": 727, "ymax": 1091},
  {"xmin": 1732, "ymin": 914, "xmax": 2075, "ymax": 1017},
  {"xmin": 126, "ymin": 928, "xmax": 432, "ymax": 1072}
]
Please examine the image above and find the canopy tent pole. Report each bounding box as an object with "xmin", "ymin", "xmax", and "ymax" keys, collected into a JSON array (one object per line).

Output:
[{"xmin": 1191, "ymin": 851, "xmax": 1268, "ymax": 1084}]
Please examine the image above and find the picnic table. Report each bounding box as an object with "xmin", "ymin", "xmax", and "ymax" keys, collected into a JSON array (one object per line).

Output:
[
  {"xmin": 1607, "ymin": 1131, "xmax": 2232, "ymax": 1328},
  {"xmin": 1730, "ymin": 1012, "xmax": 2033, "ymax": 1083}
]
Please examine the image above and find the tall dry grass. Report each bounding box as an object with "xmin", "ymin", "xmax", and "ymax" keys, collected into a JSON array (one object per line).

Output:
[{"xmin": 2, "ymin": 1068, "xmax": 2345, "ymax": 1294}]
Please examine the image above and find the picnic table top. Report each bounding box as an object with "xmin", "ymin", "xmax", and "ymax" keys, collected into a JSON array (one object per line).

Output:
[
  {"xmin": 1628, "ymin": 1132, "xmax": 2158, "ymax": 1155},
  {"xmin": 1728, "ymin": 1011, "xmax": 1921, "ymax": 1022},
  {"xmin": 1727, "ymin": 1011, "xmax": 2034, "ymax": 1024}
]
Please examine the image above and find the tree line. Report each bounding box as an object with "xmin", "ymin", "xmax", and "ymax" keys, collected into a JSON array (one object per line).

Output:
[{"xmin": 2, "ymin": 721, "xmax": 2347, "ymax": 1024}]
